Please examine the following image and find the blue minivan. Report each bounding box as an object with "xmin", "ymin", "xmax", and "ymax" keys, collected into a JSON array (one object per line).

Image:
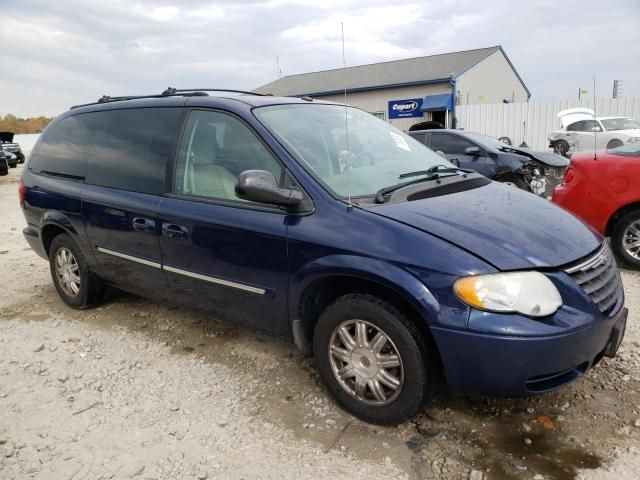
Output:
[{"xmin": 20, "ymin": 89, "xmax": 627, "ymax": 424}]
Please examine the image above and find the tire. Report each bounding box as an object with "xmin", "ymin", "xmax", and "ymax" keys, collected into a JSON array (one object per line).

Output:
[
  {"xmin": 611, "ymin": 210, "xmax": 640, "ymax": 269},
  {"xmin": 552, "ymin": 140, "xmax": 570, "ymax": 157},
  {"xmin": 49, "ymin": 233, "xmax": 105, "ymax": 308},
  {"xmin": 313, "ymin": 294, "xmax": 438, "ymax": 425},
  {"xmin": 607, "ymin": 139, "xmax": 623, "ymax": 150}
]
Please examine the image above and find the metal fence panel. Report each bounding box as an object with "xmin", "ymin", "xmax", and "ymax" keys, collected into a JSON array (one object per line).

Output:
[{"xmin": 457, "ymin": 98, "xmax": 640, "ymax": 150}]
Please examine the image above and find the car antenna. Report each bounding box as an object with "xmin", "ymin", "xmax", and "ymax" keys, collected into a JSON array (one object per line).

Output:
[
  {"xmin": 593, "ymin": 75, "xmax": 598, "ymax": 161},
  {"xmin": 341, "ymin": 22, "xmax": 352, "ymax": 211}
]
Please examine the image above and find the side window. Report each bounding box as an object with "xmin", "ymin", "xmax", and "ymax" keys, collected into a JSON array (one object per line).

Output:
[
  {"xmin": 408, "ymin": 132, "xmax": 427, "ymax": 145},
  {"xmin": 582, "ymin": 120, "xmax": 601, "ymax": 132},
  {"xmin": 174, "ymin": 110, "xmax": 283, "ymax": 202},
  {"xmin": 28, "ymin": 114, "xmax": 96, "ymax": 178},
  {"xmin": 429, "ymin": 133, "xmax": 475, "ymax": 155},
  {"xmin": 85, "ymin": 108, "xmax": 182, "ymax": 195},
  {"xmin": 567, "ymin": 121, "xmax": 584, "ymax": 132}
]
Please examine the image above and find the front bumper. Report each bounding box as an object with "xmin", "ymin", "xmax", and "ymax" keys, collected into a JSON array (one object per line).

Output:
[{"xmin": 432, "ymin": 306, "xmax": 628, "ymax": 397}]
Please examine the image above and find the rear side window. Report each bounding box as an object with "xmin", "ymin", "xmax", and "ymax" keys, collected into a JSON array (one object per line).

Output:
[
  {"xmin": 86, "ymin": 108, "xmax": 182, "ymax": 195},
  {"xmin": 29, "ymin": 114, "xmax": 96, "ymax": 178}
]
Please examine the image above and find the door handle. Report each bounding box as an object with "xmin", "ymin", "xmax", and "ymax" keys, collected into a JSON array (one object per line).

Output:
[
  {"xmin": 162, "ymin": 223, "xmax": 188, "ymax": 239},
  {"xmin": 132, "ymin": 217, "xmax": 156, "ymax": 233}
]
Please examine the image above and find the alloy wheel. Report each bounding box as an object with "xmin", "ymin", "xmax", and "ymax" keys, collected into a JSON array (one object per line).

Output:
[
  {"xmin": 622, "ymin": 220, "xmax": 640, "ymax": 260},
  {"xmin": 328, "ymin": 319, "xmax": 404, "ymax": 406},
  {"xmin": 54, "ymin": 247, "xmax": 81, "ymax": 296}
]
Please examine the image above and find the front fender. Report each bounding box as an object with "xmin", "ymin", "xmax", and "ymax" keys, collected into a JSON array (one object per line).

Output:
[{"xmin": 290, "ymin": 254, "xmax": 441, "ymax": 328}]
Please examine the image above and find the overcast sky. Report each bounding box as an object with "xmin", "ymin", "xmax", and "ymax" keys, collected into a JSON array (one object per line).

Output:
[{"xmin": 1, "ymin": 0, "xmax": 638, "ymax": 117}]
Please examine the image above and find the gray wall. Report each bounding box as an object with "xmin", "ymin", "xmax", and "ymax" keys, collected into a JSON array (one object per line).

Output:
[{"xmin": 456, "ymin": 50, "xmax": 529, "ymax": 105}]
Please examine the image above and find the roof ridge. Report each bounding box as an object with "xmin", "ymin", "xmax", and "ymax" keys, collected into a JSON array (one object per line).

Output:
[{"xmin": 278, "ymin": 45, "xmax": 501, "ymax": 79}]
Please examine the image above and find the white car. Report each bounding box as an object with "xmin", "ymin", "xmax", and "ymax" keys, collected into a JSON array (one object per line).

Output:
[{"xmin": 548, "ymin": 108, "xmax": 640, "ymax": 156}]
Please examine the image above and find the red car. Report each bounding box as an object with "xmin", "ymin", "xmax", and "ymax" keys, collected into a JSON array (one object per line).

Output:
[{"xmin": 553, "ymin": 143, "xmax": 640, "ymax": 268}]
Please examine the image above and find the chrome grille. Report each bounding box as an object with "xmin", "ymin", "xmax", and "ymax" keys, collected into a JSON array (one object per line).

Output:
[{"xmin": 565, "ymin": 244, "xmax": 623, "ymax": 316}]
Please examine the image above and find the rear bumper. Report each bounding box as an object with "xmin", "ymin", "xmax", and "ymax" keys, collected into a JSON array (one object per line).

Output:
[
  {"xmin": 23, "ymin": 225, "xmax": 48, "ymax": 260},
  {"xmin": 432, "ymin": 306, "xmax": 628, "ymax": 397}
]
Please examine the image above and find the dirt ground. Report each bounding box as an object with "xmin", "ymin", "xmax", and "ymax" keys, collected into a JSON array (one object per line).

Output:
[{"xmin": 1, "ymin": 164, "xmax": 639, "ymax": 480}]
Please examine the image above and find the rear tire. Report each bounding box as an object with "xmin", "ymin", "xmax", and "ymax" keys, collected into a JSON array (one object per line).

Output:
[
  {"xmin": 49, "ymin": 233, "xmax": 105, "ymax": 308},
  {"xmin": 611, "ymin": 210, "xmax": 640, "ymax": 269},
  {"xmin": 313, "ymin": 294, "xmax": 438, "ymax": 425}
]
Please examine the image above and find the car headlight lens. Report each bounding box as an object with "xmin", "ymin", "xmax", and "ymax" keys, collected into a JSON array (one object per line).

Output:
[
  {"xmin": 454, "ymin": 271, "xmax": 562, "ymax": 317},
  {"xmin": 628, "ymin": 137, "xmax": 640, "ymax": 143}
]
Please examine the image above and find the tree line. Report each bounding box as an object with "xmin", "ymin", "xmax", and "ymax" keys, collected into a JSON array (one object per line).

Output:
[{"xmin": 0, "ymin": 114, "xmax": 52, "ymax": 134}]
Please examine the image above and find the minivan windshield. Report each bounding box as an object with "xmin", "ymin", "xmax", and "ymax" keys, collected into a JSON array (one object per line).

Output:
[{"xmin": 254, "ymin": 104, "xmax": 454, "ymax": 198}]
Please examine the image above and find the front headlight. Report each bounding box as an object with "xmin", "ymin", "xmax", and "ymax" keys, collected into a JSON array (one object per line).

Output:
[
  {"xmin": 628, "ymin": 137, "xmax": 640, "ymax": 143},
  {"xmin": 454, "ymin": 271, "xmax": 562, "ymax": 317}
]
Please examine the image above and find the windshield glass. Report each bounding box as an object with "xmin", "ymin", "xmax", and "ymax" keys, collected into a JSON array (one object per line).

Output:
[
  {"xmin": 611, "ymin": 143, "xmax": 640, "ymax": 156},
  {"xmin": 600, "ymin": 118, "xmax": 640, "ymax": 131},
  {"xmin": 254, "ymin": 104, "xmax": 452, "ymax": 197}
]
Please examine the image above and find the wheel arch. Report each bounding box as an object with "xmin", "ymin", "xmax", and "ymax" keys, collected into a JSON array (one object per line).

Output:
[
  {"xmin": 290, "ymin": 256, "xmax": 442, "ymax": 357},
  {"xmin": 40, "ymin": 211, "xmax": 80, "ymax": 255},
  {"xmin": 605, "ymin": 201, "xmax": 640, "ymax": 237}
]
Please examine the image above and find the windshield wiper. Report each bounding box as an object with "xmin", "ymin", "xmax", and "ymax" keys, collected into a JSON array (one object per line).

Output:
[
  {"xmin": 375, "ymin": 165, "xmax": 470, "ymax": 203},
  {"xmin": 398, "ymin": 164, "xmax": 467, "ymax": 179}
]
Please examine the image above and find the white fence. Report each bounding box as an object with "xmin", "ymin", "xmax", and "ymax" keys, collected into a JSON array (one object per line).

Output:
[{"xmin": 456, "ymin": 97, "xmax": 640, "ymax": 151}]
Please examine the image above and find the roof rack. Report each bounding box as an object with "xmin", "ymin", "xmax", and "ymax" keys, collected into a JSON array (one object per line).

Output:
[{"xmin": 71, "ymin": 87, "xmax": 268, "ymax": 109}]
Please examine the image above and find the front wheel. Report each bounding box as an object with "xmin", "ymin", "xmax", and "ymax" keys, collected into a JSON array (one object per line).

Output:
[
  {"xmin": 611, "ymin": 210, "xmax": 640, "ymax": 269},
  {"xmin": 49, "ymin": 233, "xmax": 105, "ymax": 308},
  {"xmin": 313, "ymin": 294, "xmax": 438, "ymax": 425},
  {"xmin": 607, "ymin": 139, "xmax": 623, "ymax": 150}
]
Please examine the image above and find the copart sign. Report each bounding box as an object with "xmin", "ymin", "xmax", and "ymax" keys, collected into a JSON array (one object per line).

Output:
[{"xmin": 388, "ymin": 98, "xmax": 423, "ymax": 119}]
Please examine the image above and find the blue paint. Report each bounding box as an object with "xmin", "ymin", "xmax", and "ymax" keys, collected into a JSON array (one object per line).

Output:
[{"xmin": 20, "ymin": 93, "xmax": 626, "ymax": 398}]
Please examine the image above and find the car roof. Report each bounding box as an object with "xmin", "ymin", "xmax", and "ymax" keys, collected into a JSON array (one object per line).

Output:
[{"xmin": 67, "ymin": 92, "xmax": 342, "ymax": 117}]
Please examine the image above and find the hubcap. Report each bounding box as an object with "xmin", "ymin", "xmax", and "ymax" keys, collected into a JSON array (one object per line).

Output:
[
  {"xmin": 54, "ymin": 247, "xmax": 81, "ymax": 297},
  {"xmin": 622, "ymin": 220, "xmax": 640, "ymax": 260},
  {"xmin": 328, "ymin": 319, "xmax": 404, "ymax": 406}
]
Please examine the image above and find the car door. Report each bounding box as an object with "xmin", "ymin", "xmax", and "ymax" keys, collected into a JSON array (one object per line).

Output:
[
  {"xmin": 567, "ymin": 120, "xmax": 598, "ymax": 152},
  {"xmin": 428, "ymin": 132, "xmax": 495, "ymax": 177},
  {"xmin": 82, "ymin": 107, "xmax": 183, "ymax": 300},
  {"xmin": 157, "ymin": 109, "xmax": 290, "ymax": 336}
]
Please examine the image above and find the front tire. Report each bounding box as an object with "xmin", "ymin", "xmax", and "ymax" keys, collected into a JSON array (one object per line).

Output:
[
  {"xmin": 607, "ymin": 139, "xmax": 623, "ymax": 150},
  {"xmin": 313, "ymin": 294, "xmax": 437, "ymax": 425},
  {"xmin": 49, "ymin": 234, "xmax": 105, "ymax": 308},
  {"xmin": 611, "ymin": 210, "xmax": 640, "ymax": 269}
]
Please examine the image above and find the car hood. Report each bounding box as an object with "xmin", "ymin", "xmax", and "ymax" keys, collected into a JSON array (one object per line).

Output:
[
  {"xmin": 372, "ymin": 181, "xmax": 600, "ymax": 270},
  {"xmin": 498, "ymin": 146, "xmax": 569, "ymax": 167},
  {"xmin": 0, "ymin": 132, "xmax": 14, "ymax": 142}
]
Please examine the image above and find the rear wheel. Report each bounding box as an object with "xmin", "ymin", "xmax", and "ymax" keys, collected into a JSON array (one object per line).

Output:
[
  {"xmin": 611, "ymin": 210, "xmax": 640, "ymax": 269},
  {"xmin": 313, "ymin": 294, "xmax": 438, "ymax": 425},
  {"xmin": 49, "ymin": 234, "xmax": 105, "ymax": 308}
]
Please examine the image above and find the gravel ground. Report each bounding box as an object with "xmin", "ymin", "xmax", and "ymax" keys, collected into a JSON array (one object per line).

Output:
[{"xmin": 1, "ymin": 164, "xmax": 639, "ymax": 480}]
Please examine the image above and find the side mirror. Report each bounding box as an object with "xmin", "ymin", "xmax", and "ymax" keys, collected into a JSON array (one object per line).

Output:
[
  {"xmin": 235, "ymin": 170, "xmax": 303, "ymax": 207},
  {"xmin": 464, "ymin": 146, "xmax": 482, "ymax": 156},
  {"xmin": 590, "ymin": 126, "xmax": 601, "ymax": 132}
]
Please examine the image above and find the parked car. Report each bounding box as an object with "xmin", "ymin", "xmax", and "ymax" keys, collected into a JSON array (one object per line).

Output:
[
  {"xmin": 548, "ymin": 108, "xmax": 640, "ymax": 157},
  {"xmin": 20, "ymin": 89, "xmax": 627, "ymax": 425},
  {"xmin": 407, "ymin": 129, "xmax": 568, "ymax": 197},
  {"xmin": 5, "ymin": 151, "xmax": 17, "ymax": 168},
  {"xmin": 0, "ymin": 132, "xmax": 25, "ymax": 163},
  {"xmin": 553, "ymin": 143, "xmax": 640, "ymax": 269},
  {"xmin": 0, "ymin": 149, "xmax": 8, "ymax": 176}
]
